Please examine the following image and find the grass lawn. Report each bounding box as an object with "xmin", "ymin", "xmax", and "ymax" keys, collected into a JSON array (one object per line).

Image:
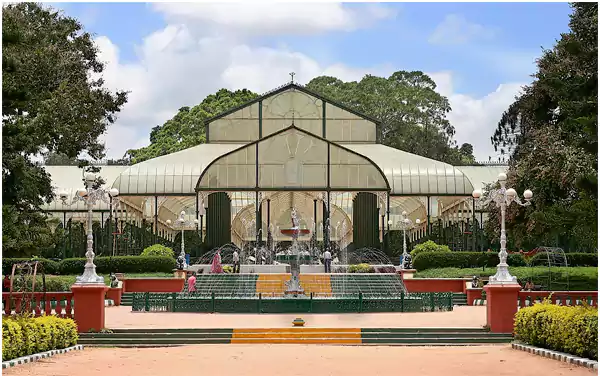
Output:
[{"xmin": 414, "ymin": 267, "xmax": 598, "ymax": 291}]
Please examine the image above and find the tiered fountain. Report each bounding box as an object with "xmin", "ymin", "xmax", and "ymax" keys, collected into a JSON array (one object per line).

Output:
[{"xmin": 278, "ymin": 208, "xmax": 310, "ymax": 296}]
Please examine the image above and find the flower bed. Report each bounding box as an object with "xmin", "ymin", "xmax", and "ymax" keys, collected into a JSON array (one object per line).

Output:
[
  {"xmin": 2, "ymin": 315, "xmax": 78, "ymax": 361},
  {"xmin": 514, "ymin": 301, "xmax": 598, "ymax": 360}
]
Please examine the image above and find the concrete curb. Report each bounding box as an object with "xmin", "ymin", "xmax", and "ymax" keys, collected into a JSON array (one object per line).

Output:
[
  {"xmin": 2, "ymin": 345, "xmax": 84, "ymax": 369},
  {"xmin": 512, "ymin": 342, "xmax": 598, "ymax": 370}
]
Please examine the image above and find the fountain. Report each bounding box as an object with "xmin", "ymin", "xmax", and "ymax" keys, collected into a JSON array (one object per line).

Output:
[{"xmin": 278, "ymin": 208, "xmax": 310, "ymax": 296}]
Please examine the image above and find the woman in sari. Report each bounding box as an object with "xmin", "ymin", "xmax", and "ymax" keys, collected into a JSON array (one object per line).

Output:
[{"xmin": 210, "ymin": 248, "xmax": 223, "ymax": 274}]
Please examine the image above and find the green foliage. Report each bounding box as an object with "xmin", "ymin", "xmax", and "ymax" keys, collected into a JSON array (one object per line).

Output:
[
  {"xmin": 410, "ymin": 240, "xmax": 451, "ymax": 259},
  {"xmin": 2, "ymin": 3, "xmax": 127, "ymax": 257},
  {"xmin": 514, "ymin": 302, "xmax": 598, "ymax": 360},
  {"xmin": 2, "ymin": 315, "xmax": 78, "ymax": 361},
  {"xmin": 528, "ymin": 252, "xmax": 598, "ymax": 267},
  {"xmin": 222, "ymin": 265, "xmax": 233, "ymax": 274},
  {"xmin": 412, "ymin": 251, "xmax": 526, "ymax": 271},
  {"xmin": 141, "ymin": 244, "xmax": 175, "ymax": 258},
  {"xmin": 1, "ymin": 258, "xmax": 60, "ymax": 275},
  {"xmin": 3, "ymin": 256, "xmax": 175, "ymax": 276},
  {"xmin": 414, "ymin": 267, "xmax": 598, "ymax": 291},
  {"xmin": 306, "ymin": 72, "xmax": 476, "ymax": 165},
  {"xmin": 126, "ymin": 89, "xmax": 259, "ymax": 163},
  {"xmin": 490, "ymin": 4, "xmax": 598, "ymax": 252},
  {"xmin": 59, "ymin": 256, "xmax": 175, "ymax": 274},
  {"xmin": 348, "ymin": 263, "xmax": 375, "ymax": 273}
]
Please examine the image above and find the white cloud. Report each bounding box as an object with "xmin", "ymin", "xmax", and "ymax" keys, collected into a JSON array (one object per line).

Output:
[
  {"xmin": 93, "ymin": 5, "xmax": 523, "ymax": 163},
  {"xmin": 153, "ymin": 3, "xmax": 396, "ymax": 36},
  {"xmin": 428, "ymin": 14, "xmax": 495, "ymax": 45},
  {"xmin": 428, "ymin": 72, "xmax": 525, "ymax": 161}
]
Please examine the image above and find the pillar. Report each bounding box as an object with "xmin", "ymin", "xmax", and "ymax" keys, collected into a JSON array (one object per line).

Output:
[
  {"xmin": 484, "ymin": 284, "xmax": 521, "ymax": 333},
  {"xmin": 71, "ymin": 284, "xmax": 108, "ymax": 333}
]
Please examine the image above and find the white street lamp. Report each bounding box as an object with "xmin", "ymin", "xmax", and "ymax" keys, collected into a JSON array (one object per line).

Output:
[
  {"xmin": 397, "ymin": 211, "xmax": 421, "ymax": 269},
  {"xmin": 167, "ymin": 210, "xmax": 197, "ymax": 269},
  {"xmin": 472, "ymin": 173, "xmax": 532, "ymax": 284},
  {"xmin": 60, "ymin": 173, "xmax": 120, "ymax": 284}
]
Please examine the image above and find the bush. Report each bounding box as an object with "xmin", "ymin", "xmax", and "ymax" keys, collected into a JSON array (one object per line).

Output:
[
  {"xmin": 514, "ymin": 301, "xmax": 597, "ymax": 360},
  {"xmin": 59, "ymin": 256, "xmax": 175, "ymax": 274},
  {"xmin": 413, "ymin": 267, "xmax": 598, "ymax": 291},
  {"xmin": 2, "ymin": 258, "xmax": 60, "ymax": 276},
  {"xmin": 222, "ymin": 265, "xmax": 233, "ymax": 274},
  {"xmin": 141, "ymin": 244, "xmax": 175, "ymax": 258},
  {"xmin": 528, "ymin": 252, "xmax": 598, "ymax": 267},
  {"xmin": 413, "ymin": 252, "xmax": 526, "ymax": 271},
  {"xmin": 2, "ymin": 315, "xmax": 78, "ymax": 361},
  {"xmin": 348, "ymin": 263, "xmax": 375, "ymax": 273},
  {"xmin": 375, "ymin": 266, "xmax": 397, "ymax": 273},
  {"xmin": 410, "ymin": 241, "xmax": 451, "ymax": 259}
]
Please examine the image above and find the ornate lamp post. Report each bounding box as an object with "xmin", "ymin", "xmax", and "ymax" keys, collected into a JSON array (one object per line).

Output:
[
  {"xmin": 166, "ymin": 211, "xmax": 198, "ymax": 269},
  {"xmin": 59, "ymin": 172, "xmax": 119, "ymax": 285},
  {"xmin": 472, "ymin": 173, "xmax": 532, "ymax": 284},
  {"xmin": 397, "ymin": 211, "xmax": 421, "ymax": 268}
]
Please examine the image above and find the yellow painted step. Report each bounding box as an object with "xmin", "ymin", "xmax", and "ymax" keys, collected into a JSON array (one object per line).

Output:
[
  {"xmin": 230, "ymin": 338, "xmax": 362, "ymax": 344},
  {"xmin": 254, "ymin": 274, "xmax": 332, "ymax": 296},
  {"xmin": 231, "ymin": 328, "xmax": 362, "ymax": 344}
]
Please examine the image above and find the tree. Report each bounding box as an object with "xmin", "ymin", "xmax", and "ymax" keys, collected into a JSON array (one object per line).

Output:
[
  {"xmin": 306, "ymin": 71, "xmax": 471, "ymax": 165},
  {"xmin": 126, "ymin": 89, "xmax": 258, "ymax": 163},
  {"xmin": 489, "ymin": 3, "xmax": 597, "ymax": 251},
  {"xmin": 2, "ymin": 3, "xmax": 128, "ymax": 256}
]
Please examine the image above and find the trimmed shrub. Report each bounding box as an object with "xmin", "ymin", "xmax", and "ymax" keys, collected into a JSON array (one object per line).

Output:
[
  {"xmin": 2, "ymin": 315, "xmax": 78, "ymax": 361},
  {"xmin": 413, "ymin": 251, "xmax": 526, "ymax": 271},
  {"xmin": 528, "ymin": 252, "xmax": 598, "ymax": 267},
  {"xmin": 2, "ymin": 258, "xmax": 60, "ymax": 276},
  {"xmin": 141, "ymin": 244, "xmax": 175, "ymax": 258},
  {"xmin": 348, "ymin": 263, "xmax": 375, "ymax": 273},
  {"xmin": 59, "ymin": 256, "xmax": 175, "ymax": 274},
  {"xmin": 410, "ymin": 240, "xmax": 451, "ymax": 259},
  {"xmin": 514, "ymin": 301, "xmax": 597, "ymax": 360}
]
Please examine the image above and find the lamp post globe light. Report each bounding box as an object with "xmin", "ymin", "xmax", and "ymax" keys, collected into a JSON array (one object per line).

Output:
[
  {"xmin": 167, "ymin": 211, "xmax": 198, "ymax": 269},
  {"xmin": 472, "ymin": 173, "xmax": 533, "ymax": 284},
  {"xmin": 397, "ymin": 211, "xmax": 421, "ymax": 269},
  {"xmin": 59, "ymin": 172, "xmax": 120, "ymax": 285}
]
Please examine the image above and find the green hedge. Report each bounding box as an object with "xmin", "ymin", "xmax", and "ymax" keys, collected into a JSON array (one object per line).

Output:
[
  {"xmin": 2, "ymin": 315, "xmax": 78, "ymax": 361},
  {"xmin": 414, "ymin": 267, "xmax": 598, "ymax": 291},
  {"xmin": 59, "ymin": 256, "xmax": 175, "ymax": 274},
  {"xmin": 514, "ymin": 301, "xmax": 597, "ymax": 360},
  {"xmin": 413, "ymin": 251, "xmax": 526, "ymax": 271},
  {"xmin": 348, "ymin": 263, "xmax": 375, "ymax": 273},
  {"xmin": 410, "ymin": 240, "xmax": 451, "ymax": 259},
  {"xmin": 2, "ymin": 258, "xmax": 60, "ymax": 275},
  {"xmin": 3, "ymin": 256, "xmax": 175, "ymax": 276},
  {"xmin": 528, "ymin": 252, "xmax": 598, "ymax": 267},
  {"xmin": 141, "ymin": 244, "xmax": 175, "ymax": 258}
]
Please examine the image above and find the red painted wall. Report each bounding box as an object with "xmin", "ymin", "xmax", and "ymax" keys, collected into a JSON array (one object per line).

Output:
[
  {"xmin": 121, "ymin": 278, "xmax": 184, "ymax": 293},
  {"xmin": 403, "ymin": 278, "xmax": 468, "ymax": 293}
]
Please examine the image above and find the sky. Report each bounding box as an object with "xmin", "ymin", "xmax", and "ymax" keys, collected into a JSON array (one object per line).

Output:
[{"xmin": 54, "ymin": 2, "xmax": 572, "ymax": 162}]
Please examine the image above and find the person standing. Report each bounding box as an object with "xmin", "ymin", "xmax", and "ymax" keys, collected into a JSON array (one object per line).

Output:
[
  {"xmin": 232, "ymin": 250, "xmax": 240, "ymax": 273},
  {"xmin": 323, "ymin": 249, "xmax": 332, "ymax": 273},
  {"xmin": 187, "ymin": 272, "xmax": 197, "ymax": 294}
]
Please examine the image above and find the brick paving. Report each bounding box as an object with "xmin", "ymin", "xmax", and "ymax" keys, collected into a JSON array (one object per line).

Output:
[
  {"xmin": 105, "ymin": 305, "xmax": 488, "ymax": 329},
  {"xmin": 4, "ymin": 345, "xmax": 594, "ymax": 376}
]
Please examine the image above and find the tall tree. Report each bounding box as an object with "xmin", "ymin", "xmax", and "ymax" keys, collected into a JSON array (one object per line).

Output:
[
  {"xmin": 126, "ymin": 89, "xmax": 258, "ymax": 163},
  {"xmin": 2, "ymin": 3, "xmax": 128, "ymax": 256},
  {"xmin": 306, "ymin": 71, "xmax": 473, "ymax": 165},
  {"xmin": 489, "ymin": 3, "xmax": 597, "ymax": 251}
]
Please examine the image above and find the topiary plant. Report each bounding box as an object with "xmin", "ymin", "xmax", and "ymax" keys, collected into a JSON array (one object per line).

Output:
[
  {"xmin": 410, "ymin": 240, "xmax": 451, "ymax": 259},
  {"xmin": 141, "ymin": 244, "xmax": 175, "ymax": 258}
]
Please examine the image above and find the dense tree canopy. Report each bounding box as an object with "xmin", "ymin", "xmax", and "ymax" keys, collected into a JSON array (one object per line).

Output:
[
  {"xmin": 306, "ymin": 72, "xmax": 475, "ymax": 165},
  {"xmin": 488, "ymin": 3, "xmax": 597, "ymax": 251},
  {"xmin": 128, "ymin": 71, "xmax": 475, "ymax": 165},
  {"xmin": 125, "ymin": 89, "xmax": 258, "ymax": 163},
  {"xmin": 2, "ymin": 3, "xmax": 128, "ymax": 256}
]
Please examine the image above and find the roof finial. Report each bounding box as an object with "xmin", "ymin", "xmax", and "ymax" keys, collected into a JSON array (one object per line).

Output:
[{"xmin": 289, "ymin": 72, "xmax": 295, "ymax": 84}]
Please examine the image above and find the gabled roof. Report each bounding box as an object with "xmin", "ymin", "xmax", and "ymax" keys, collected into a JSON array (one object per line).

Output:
[{"xmin": 204, "ymin": 82, "xmax": 382, "ymax": 126}]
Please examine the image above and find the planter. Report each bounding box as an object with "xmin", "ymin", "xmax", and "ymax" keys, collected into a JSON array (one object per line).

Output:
[{"xmin": 106, "ymin": 287, "xmax": 123, "ymax": 306}]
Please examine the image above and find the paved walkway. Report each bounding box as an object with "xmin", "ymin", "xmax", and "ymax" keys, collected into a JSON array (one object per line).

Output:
[
  {"xmin": 105, "ymin": 305, "xmax": 487, "ymax": 329},
  {"xmin": 5, "ymin": 345, "xmax": 593, "ymax": 376}
]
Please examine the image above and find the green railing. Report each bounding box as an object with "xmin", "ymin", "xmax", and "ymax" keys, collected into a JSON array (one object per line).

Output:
[{"xmin": 131, "ymin": 292, "xmax": 454, "ymax": 314}]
